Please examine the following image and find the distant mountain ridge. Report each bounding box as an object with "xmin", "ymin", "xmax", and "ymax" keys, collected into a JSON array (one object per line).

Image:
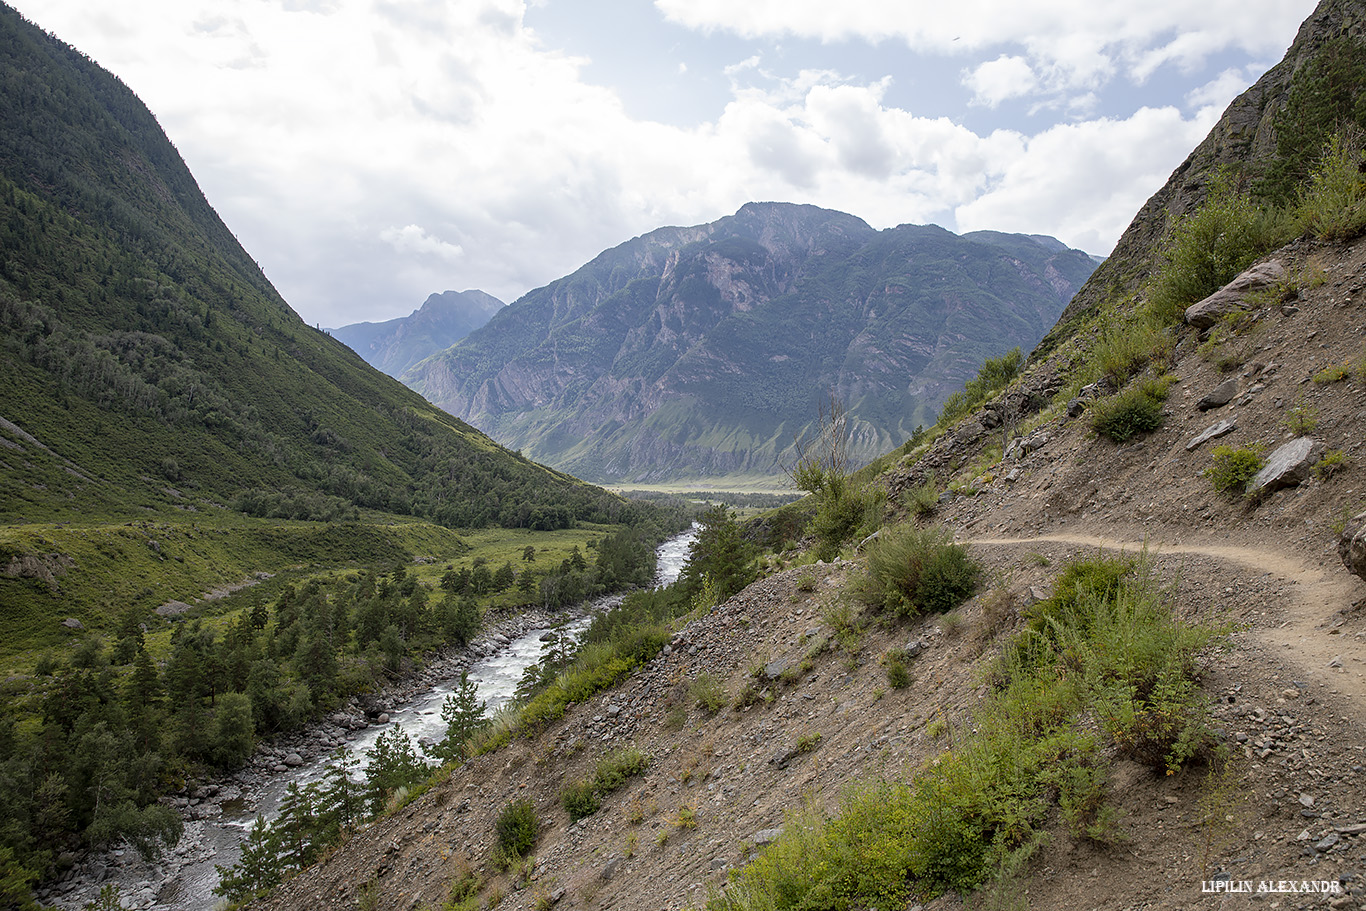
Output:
[
  {"xmin": 331, "ymin": 289, "xmax": 504, "ymax": 379},
  {"xmin": 406, "ymin": 203, "xmax": 1098, "ymax": 484}
]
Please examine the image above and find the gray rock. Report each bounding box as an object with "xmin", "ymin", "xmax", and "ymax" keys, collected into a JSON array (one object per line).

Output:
[
  {"xmin": 283, "ymin": 753, "xmax": 304, "ymax": 767},
  {"xmin": 61, "ymin": 617, "xmax": 83, "ymax": 630},
  {"xmin": 600, "ymin": 855, "xmax": 623, "ymax": 881},
  {"xmin": 1186, "ymin": 419, "xmax": 1236, "ymax": 451},
  {"xmin": 1337, "ymin": 510, "xmax": 1366, "ymax": 582},
  {"xmin": 1246, "ymin": 437, "xmax": 1322, "ymax": 496},
  {"xmin": 1315, "ymin": 832, "xmax": 1341, "ymax": 852},
  {"xmin": 762, "ymin": 659, "xmax": 789, "ymax": 681},
  {"xmin": 1197, "ymin": 379, "xmax": 1238, "ymax": 411},
  {"xmin": 753, "ymin": 827, "xmax": 783, "ymax": 846},
  {"xmin": 1185, "ymin": 259, "xmax": 1286, "ymax": 328}
]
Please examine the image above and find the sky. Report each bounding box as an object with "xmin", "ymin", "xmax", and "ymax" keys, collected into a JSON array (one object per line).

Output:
[{"xmin": 13, "ymin": 0, "xmax": 1318, "ymax": 328}]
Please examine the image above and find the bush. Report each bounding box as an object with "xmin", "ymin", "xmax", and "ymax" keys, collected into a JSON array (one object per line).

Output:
[
  {"xmin": 936, "ymin": 348, "xmax": 1022, "ymax": 428},
  {"xmin": 1294, "ymin": 129, "xmax": 1366, "ymax": 241},
  {"xmin": 861, "ymin": 524, "xmax": 981, "ymax": 618},
  {"xmin": 561, "ymin": 746, "xmax": 650, "ymax": 822},
  {"xmin": 1146, "ymin": 170, "xmax": 1282, "ymax": 325},
  {"xmin": 495, "ymin": 799, "xmax": 538, "ymax": 861},
  {"xmin": 902, "ymin": 476, "xmax": 939, "ymax": 519},
  {"xmin": 1088, "ymin": 377, "xmax": 1169, "ymax": 442},
  {"xmin": 561, "ymin": 780, "xmax": 601, "ymax": 821},
  {"xmin": 1206, "ymin": 444, "xmax": 1265, "ymax": 497},
  {"xmin": 885, "ymin": 654, "xmax": 911, "ymax": 688}
]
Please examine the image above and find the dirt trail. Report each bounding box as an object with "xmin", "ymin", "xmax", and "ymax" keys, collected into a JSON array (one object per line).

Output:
[{"xmin": 968, "ymin": 531, "xmax": 1366, "ymax": 713}]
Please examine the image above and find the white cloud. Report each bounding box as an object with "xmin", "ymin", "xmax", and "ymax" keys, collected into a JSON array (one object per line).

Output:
[
  {"xmin": 1187, "ymin": 67, "xmax": 1262, "ymax": 117},
  {"xmin": 380, "ymin": 225, "xmax": 465, "ymax": 263},
  {"xmin": 954, "ymin": 106, "xmax": 1217, "ymax": 252},
  {"xmin": 8, "ymin": 0, "xmax": 1318, "ymax": 327},
  {"xmin": 656, "ymin": 1, "xmax": 1315, "ymax": 98},
  {"xmin": 965, "ymin": 56, "xmax": 1039, "ymax": 107}
]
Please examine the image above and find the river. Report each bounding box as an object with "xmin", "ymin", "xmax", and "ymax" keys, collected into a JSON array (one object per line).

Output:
[{"xmin": 45, "ymin": 527, "xmax": 696, "ymax": 911}]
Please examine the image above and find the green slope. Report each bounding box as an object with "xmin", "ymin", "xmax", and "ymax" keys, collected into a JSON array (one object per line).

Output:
[{"xmin": 0, "ymin": 4, "xmax": 627, "ymax": 532}]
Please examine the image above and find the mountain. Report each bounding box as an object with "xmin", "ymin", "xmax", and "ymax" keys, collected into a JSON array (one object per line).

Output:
[
  {"xmin": 0, "ymin": 4, "xmax": 627, "ymax": 533},
  {"xmin": 406, "ymin": 204, "xmax": 1097, "ymax": 485},
  {"xmin": 331, "ymin": 289, "xmax": 504, "ymax": 379},
  {"xmin": 239, "ymin": 3, "xmax": 1366, "ymax": 910}
]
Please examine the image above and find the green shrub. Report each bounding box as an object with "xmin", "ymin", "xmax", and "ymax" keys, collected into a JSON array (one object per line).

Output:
[
  {"xmin": 561, "ymin": 780, "xmax": 601, "ymax": 821},
  {"xmin": 1146, "ymin": 170, "xmax": 1282, "ymax": 325},
  {"xmin": 1294, "ymin": 129, "xmax": 1366, "ymax": 241},
  {"xmin": 885, "ymin": 654, "xmax": 911, "ymax": 689},
  {"xmin": 1284, "ymin": 403, "xmax": 1319, "ymax": 434},
  {"xmin": 1313, "ymin": 362, "xmax": 1352, "ymax": 384},
  {"xmin": 1206, "ymin": 444, "xmax": 1265, "ymax": 497},
  {"xmin": 1315, "ymin": 449, "xmax": 1349, "ymax": 480},
  {"xmin": 495, "ymin": 799, "xmax": 538, "ymax": 861},
  {"xmin": 936, "ymin": 348, "xmax": 1022, "ymax": 428},
  {"xmin": 809, "ymin": 482, "xmax": 882, "ymax": 562},
  {"xmin": 560, "ymin": 746, "xmax": 650, "ymax": 822},
  {"xmin": 1092, "ymin": 317, "xmax": 1170, "ymax": 386},
  {"xmin": 861, "ymin": 524, "xmax": 980, "ymax": 618},
  {"xmin": 1088, "ymin": 377, "xmax": 1169, "ymax": 442},
  {"xmin": 902, "ymin": 476, "xmax": 939, "ymax": 519}
]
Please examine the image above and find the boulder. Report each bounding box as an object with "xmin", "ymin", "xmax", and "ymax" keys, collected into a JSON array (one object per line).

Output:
[
  {"xmin": 1338, "ymin": 510, "xmax": 1366, "ymax": 582},
  {"xmin": 61, "ymin": 617, "xmax": 83, "ymax": 630},
  {"xmin": 1197, "ymin": 379, "xmax": 1238, "ymax": 411},
  {"xmin": 1185, "ymin": 419, "xmax": 1236, "ymax": 451},
  {"xmin": 1184, "ymin": 260, "xmax": 1286, "ymax": 328},
  {"xmin": 1246, "ymin": 437, "xmax": 1322, "ymax": 496}
]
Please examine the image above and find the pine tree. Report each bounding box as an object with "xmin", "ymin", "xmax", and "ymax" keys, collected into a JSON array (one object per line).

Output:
[{"xmin": 429, "ymin": 674, "xmax": 486, "ymax": 764}]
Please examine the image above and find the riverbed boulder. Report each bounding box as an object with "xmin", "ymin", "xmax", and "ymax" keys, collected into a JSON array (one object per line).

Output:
[{"xmin": 1339, "ymin": 510, "xmax": 1366, "ymax": 581}]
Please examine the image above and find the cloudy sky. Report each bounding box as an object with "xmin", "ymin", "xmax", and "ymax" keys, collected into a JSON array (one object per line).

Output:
[{"xmin": 14, "ymin": 0, "xmax": 1317, "ymax": 327}]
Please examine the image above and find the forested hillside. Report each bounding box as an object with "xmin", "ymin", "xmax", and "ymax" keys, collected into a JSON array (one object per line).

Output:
[{"xmin": 0, "ymin": 5, "xmax": 624, "ymax": 532}]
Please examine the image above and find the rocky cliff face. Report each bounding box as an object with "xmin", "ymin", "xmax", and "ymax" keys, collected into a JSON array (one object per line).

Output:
[{"xmin": 407, "ymin": 203, "xmax": 1096, "ymax": 484}]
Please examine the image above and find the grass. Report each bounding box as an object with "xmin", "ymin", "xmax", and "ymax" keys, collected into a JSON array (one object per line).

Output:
[
  {"xmin": 690, "ymin": 672, "xmax": 728, "ymax": 714},
  {"xmin": 902, "ymin": 476, "xmax": 940, "ymax": 519},
  {"xmin": 713, "ymin": 555, "xmax": 1225, "ymax": 911}
]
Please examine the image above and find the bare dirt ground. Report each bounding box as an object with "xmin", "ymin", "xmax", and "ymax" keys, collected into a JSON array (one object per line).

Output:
[{"xmin": 249, "ymin": 239, "xmax": 1366, "ymax": 911}]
